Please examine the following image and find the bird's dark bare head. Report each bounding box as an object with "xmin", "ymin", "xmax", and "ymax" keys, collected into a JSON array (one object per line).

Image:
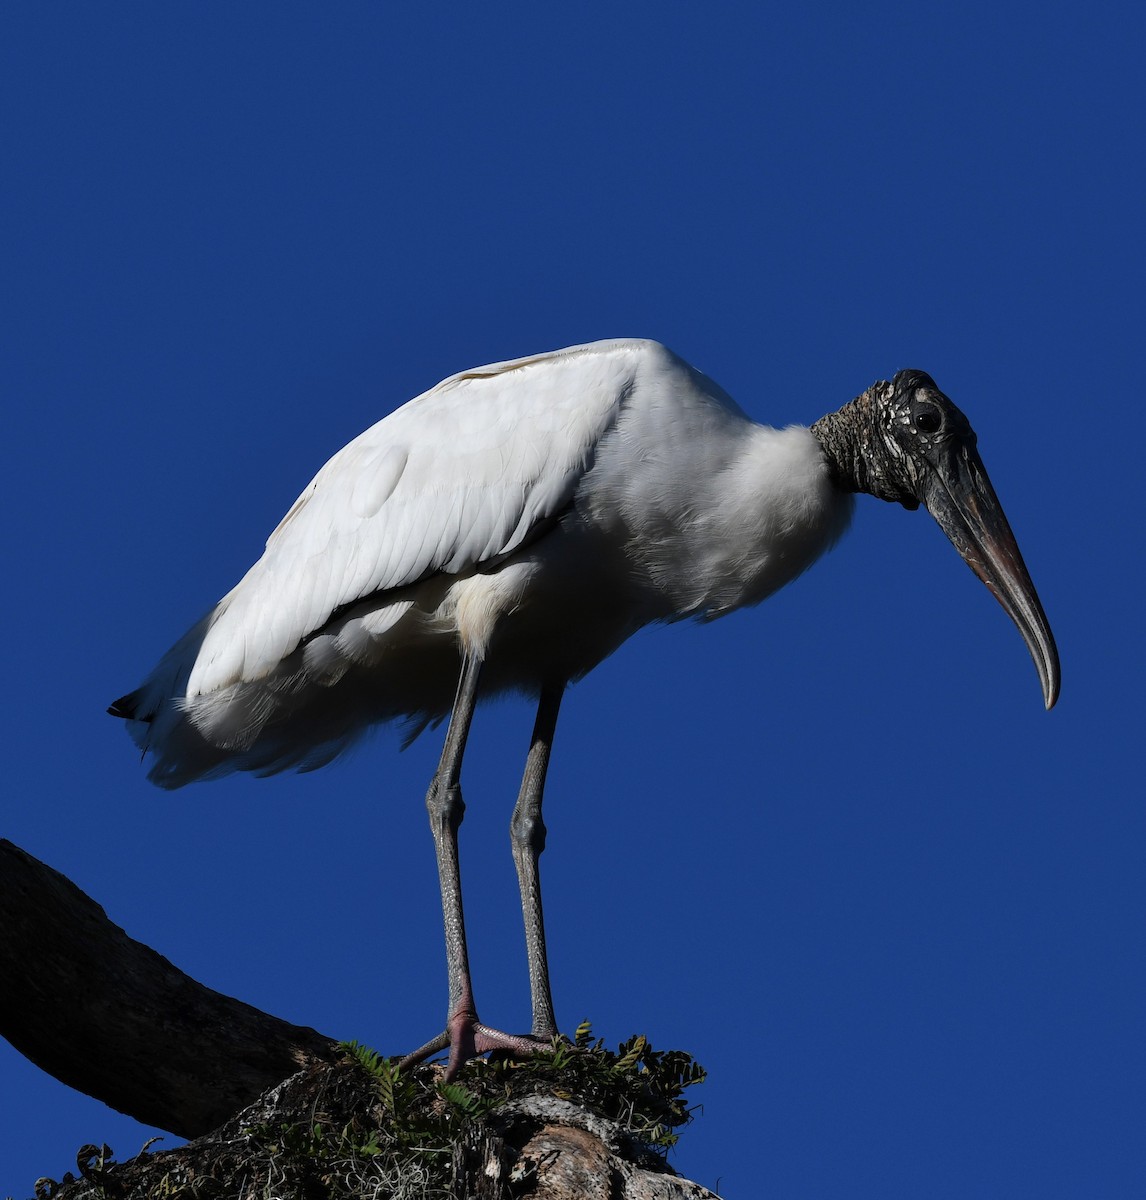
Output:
[
  {"xmin": 811, "ymin": 369, "xmax": 975, "ymax": 510},
  {"xmin": 811, "ymin": 370, "xmax": 1060, "ymax": 710}
]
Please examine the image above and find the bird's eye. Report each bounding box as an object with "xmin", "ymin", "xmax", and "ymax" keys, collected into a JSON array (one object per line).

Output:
[{"xmin": 914, "ymin": 403, "xmax": 942, "ymax": 434}]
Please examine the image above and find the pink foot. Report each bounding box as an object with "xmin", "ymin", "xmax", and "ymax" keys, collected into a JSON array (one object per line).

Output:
[{"xmin": 401, "ymin": 1011, "xmax": 555, "ymax": 1081}]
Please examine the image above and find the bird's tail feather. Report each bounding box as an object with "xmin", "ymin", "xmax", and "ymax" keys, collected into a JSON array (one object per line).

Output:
[{"xmin": 109, "ymin": 608, "xmax": 457, "ymax": 788}]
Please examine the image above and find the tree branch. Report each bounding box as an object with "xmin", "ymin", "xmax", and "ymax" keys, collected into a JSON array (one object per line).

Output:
[{"xmin": 0, "ymin": 839, "xmax": 340, "ymax": 1137}]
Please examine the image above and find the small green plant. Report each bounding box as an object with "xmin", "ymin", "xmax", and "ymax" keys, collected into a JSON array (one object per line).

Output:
[
  {"xmin": 337, "ymin": 1039, "xmax": 497, "ymax": 1150},
  {"xmin": 477, "ymin": 1022, "xmax": 707, "ymax": 1150},
  {"xmin": 341, "ymin": 1039, "xmax": 417, "ymax": 1120}
]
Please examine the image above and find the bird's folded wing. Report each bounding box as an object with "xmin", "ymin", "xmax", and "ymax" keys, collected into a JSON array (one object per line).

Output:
[{"xmin": 187, "ymin": 340, "xmax": 649, "ymax": 696}]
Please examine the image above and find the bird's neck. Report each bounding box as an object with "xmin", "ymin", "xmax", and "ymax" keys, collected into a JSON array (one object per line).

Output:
[{"xmin": 810, "ymin": 383, "xmax": 911, "ymax": 506}]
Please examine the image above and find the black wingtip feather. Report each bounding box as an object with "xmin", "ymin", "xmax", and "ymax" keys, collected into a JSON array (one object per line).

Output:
[{"xmin": 108, "ymin": 692, "xmax": 143, "ymax": 720}]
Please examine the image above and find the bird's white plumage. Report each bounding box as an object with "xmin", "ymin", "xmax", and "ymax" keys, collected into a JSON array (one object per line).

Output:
[{"xmin": 121, "ymin": 339, "xmax": 852, "ymax": 786}]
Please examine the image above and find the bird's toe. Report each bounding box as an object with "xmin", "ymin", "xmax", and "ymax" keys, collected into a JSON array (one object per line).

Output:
[{"xmin": 400, "ymin": 1018, "xmax": 555, "ymax": 1081}]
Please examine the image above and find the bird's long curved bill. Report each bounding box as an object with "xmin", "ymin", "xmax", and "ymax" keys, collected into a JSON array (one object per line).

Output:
[{"xmin": 924, "ymin": 449, "xmax": 1060, "ymax": 709}]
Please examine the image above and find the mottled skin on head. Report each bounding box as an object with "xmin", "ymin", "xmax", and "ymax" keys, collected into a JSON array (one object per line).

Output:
[{"xmin": 811, "ymin": 369, "xmax": 972, "ymax": 509}]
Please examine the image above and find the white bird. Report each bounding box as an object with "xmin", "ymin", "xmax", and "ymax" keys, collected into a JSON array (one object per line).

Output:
[{"xmin": 111, "ymin": 338, "xmax": 1059, "ymax": 1078}]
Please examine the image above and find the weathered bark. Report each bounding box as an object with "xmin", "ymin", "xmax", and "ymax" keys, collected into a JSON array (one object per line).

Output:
[
  {"xmin": 0, "ymin": 838, "xmax": 340, "ymax": 1137},
  {"xmin": 456, "ymin": 1095, "xmax": 720, "ymax": 1199}
]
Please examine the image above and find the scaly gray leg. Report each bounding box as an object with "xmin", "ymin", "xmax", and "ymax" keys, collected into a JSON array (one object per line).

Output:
[
  {"xmin": 510, "ymin": 681, "xmax": 564, "ymax": 1038},
  {"xmin": 401, "ymin": 655, "xmax": 551, "ymax": 1080}
]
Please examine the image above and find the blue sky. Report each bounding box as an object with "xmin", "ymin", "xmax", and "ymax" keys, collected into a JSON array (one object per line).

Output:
[{"xmin": 1, "ymin": 4, "xmax": 1141, "ymax": 1196}]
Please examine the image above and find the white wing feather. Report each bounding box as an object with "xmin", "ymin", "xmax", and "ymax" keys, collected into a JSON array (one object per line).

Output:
[{"xmin": 186, "ymin": 339, "xmax": 648, "ymax": 698}]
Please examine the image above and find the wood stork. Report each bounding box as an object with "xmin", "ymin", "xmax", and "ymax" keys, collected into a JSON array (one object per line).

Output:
[{"xmin": 110, "ymin": 338, "xmax": 1059, "ymax": 1079}]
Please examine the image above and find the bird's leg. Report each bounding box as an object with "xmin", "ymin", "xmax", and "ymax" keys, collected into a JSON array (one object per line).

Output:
[
  {"xmin": 401, "ymin": 653, "xmax": 549, "ymax": 1080},
  {"xmin": 510, "ymin": 681, "xmax": 564, "ymax": 1040}
]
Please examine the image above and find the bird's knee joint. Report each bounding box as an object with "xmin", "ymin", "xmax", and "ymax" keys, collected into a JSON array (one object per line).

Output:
[
  {"xmin": 427, "ymin": 778, "xmax": 465, "ymax": 831},
  {"xmin": 511, "ymin": 809, "xmax": 547, "ymax": 854}
]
